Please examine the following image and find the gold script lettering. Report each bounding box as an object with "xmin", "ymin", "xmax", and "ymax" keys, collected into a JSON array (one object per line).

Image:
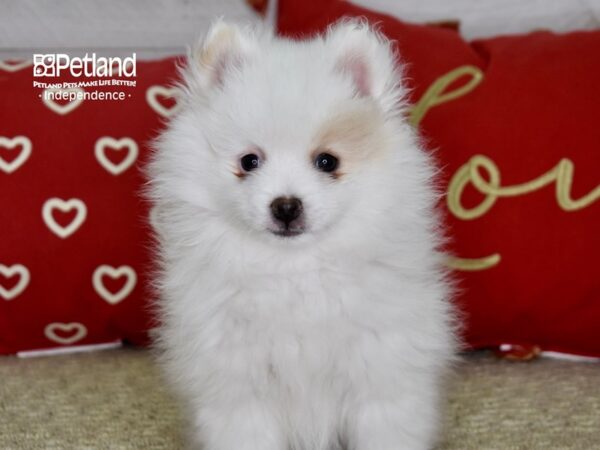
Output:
[
  {"xmin": 410, "ymin": 66, "xmax": 599, "ymax": 271},
  {"xmin": 446, "ymin": 254, "xmax": 502, "ymax": 271},
  {"xmin": 447, "ymin": 155, "xmax": 600, "ymax": 220},
  {"xmin": 409, "ymin": 65, "xmax": 484, "ymax": 127}
]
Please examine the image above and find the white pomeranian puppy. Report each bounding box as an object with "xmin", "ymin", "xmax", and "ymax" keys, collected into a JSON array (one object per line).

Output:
[{"xmin": 148, "ymin": 19, "xmax": 456, "ymax": 450}]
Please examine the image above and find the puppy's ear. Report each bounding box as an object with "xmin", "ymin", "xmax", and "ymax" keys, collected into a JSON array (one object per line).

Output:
[
  {"xmin": 189, "ymin": 20, "xmax": 256, "ymax": 91},
  {"xmin": 327, "ymin": 20, "xmax": 404, "ymax": 112}
]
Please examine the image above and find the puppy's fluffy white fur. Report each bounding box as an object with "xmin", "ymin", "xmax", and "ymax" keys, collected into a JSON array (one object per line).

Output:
[{"xmin": 148, "ymin": 20, "xmax": 456, "ymax": 450}]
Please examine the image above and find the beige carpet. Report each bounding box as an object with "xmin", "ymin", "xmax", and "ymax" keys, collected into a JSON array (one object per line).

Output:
[{"xmin": 0, "ymin": 348, "xmax": 598, "ymax": 449}]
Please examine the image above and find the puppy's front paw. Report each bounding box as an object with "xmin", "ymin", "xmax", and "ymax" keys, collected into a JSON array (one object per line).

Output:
[
  {"xmin": 189, "ymin": 402, "xmax": 285, "ymax": 450},
  {"xmin": 346, "ymin": 400, "xmax": 438, "ymax": 450}
]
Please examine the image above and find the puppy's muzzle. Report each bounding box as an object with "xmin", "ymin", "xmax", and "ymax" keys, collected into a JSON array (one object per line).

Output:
[{"xmin": 270, "ymin": 197, "xmax": 304, "ymax": 236}]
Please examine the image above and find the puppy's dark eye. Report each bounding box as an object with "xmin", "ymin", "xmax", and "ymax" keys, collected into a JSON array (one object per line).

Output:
[
  {"xmin": 240, "ymin": 153, "xmax": 261, "ymax": 172},
  {"xmin": 314, "ymin": 153, "xmax": 338, "ymax": 173}
]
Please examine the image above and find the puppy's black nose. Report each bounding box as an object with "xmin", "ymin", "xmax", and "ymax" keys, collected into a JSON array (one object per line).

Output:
[{"xmin": 270, "ymin": 197, "xmax": 303, "ymax": 225}]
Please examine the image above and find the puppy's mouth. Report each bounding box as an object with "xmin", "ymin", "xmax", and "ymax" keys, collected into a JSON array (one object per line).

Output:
[
  {"xmin": 270, "ymin": 228, "xmax": 304, "ymax": 238},
  {"xmin": 268, "ymin": 221, "xmax": 306, "ymax": 238}
]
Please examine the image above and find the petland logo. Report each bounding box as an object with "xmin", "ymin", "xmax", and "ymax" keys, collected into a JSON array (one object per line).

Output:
[
  {"xmin": 32, "ymin": 53, "xmax": 137, "ymax": 102},
  {"xmin": 33, "ymin": 53, "xmax": 136, "ymax": 77}
]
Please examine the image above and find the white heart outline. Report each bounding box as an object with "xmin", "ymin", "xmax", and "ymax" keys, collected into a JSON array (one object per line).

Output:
[
  {"xmin": 0, "ymin": 136, "xmax": 32, "ymax": 174},
  {"xmin": 42, "ymin": 198, "xmax": 87, "ymax": 239},
  {"xmin": 0, "ymin": 264, "xmax": 30, "ymax": 301},
  {"xmin": 92, "ymin": 265, "xmax": 137, "ymax": 305},
  {"xmin": 44, "ymin": 322, "xmax": 87, "ymax": 345},
  {"xmin": 0, "ymin": 59, "xmax": 32, "ymax": 72},
  {"xmin": 146, "ymin": 85, "xmax": 182, "ymax": 118},
  {"xmin": 94, "ymin": 136, "xmax": 139, "ymax": 175},
  {"xmin": 42, "ymin": 87, "xmax": 85, "ymax": 115}
]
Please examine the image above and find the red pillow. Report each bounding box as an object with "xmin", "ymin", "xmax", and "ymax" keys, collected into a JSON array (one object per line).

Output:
[
  {"xmin": 0, "ymin": 57, "xmax": 181, "ymax": 354},
  {"xmin": 278, "ymin": 0, "xmax": 600, "ymax": 357}
]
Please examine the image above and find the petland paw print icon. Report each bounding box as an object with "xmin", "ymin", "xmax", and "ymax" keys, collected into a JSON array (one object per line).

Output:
[{"xmin": 33, "ymin": 54, "xmax": 56, "ymax": 77}]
